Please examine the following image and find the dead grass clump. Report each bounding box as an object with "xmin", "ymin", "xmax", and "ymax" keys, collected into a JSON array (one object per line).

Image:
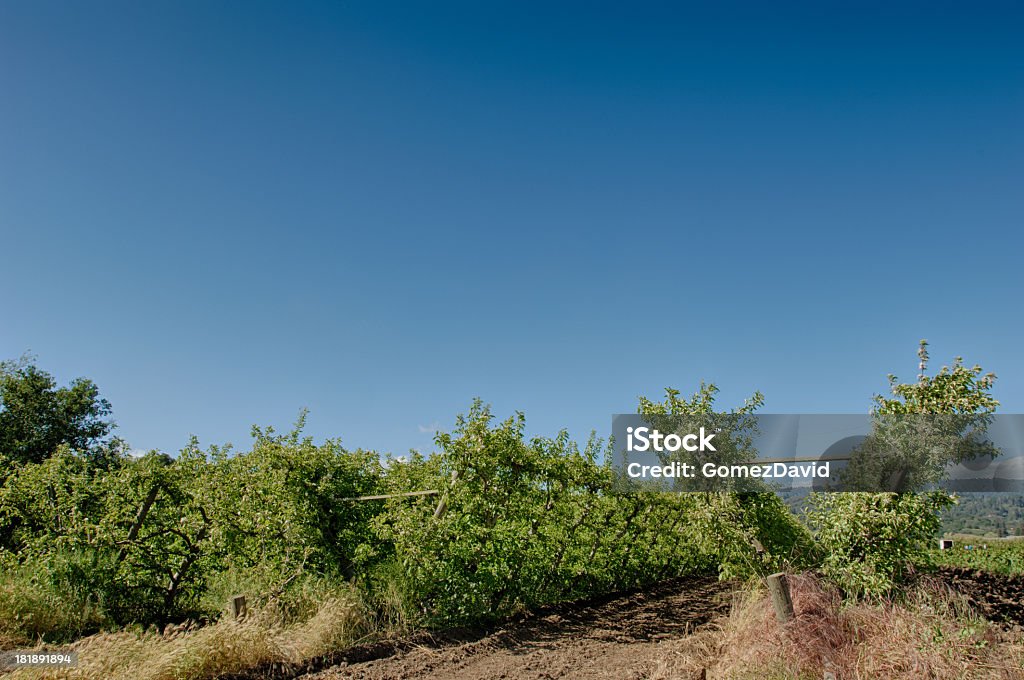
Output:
[
  {"xmin": 703, "ymin": 572, "xmax": 1024, "ymax": 679},
  {"xmin": 7, "ymin": 587, "xmax": 370, "ymax": 680},
  {"xmin": 648, "ymin": 626, "xmax": 724, "ymax": 680},
  {"xmin": 283, "ymin": 594, "xmax": 372, "ymax": 660}
]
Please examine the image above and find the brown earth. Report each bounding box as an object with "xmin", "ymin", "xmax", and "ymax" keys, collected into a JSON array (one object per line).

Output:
[
  {"xmin": 218, "ymin": 570, "xmax": 1023, "ymax": 680},
  {"xmin": 300, "ymin": 577, "xmax": 730, "ymax": 680},
  {"xmin": 940, "ymin": 566, "xmax": 1024, "ymax": 630}
]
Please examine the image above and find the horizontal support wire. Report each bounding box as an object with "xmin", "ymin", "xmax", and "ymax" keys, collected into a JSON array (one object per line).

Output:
[{"xmin": 339, "ymin": 489, "xmax": 440, "ymax": 502}]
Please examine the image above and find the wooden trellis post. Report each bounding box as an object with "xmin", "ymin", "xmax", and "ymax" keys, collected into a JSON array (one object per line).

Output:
[
  {"xmin": 767, "ymin": 572, "xmax": 794, "ymax": 623},
  {"xmin": 229, "ymin": 594, "xmax": 247, "ymax": 620}
]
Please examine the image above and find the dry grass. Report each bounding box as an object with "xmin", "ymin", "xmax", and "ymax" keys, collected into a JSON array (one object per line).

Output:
[
  {"xmin": 8, "ymin": 574, "xmax": 1023, "ymax": 679},
  {"xmin": 651, "ymin": 573, "xmax": 1024, "ymax": 680},
  {"xmin": 7, "ymin": 588, "xmax": 370, "ymax": 680}
]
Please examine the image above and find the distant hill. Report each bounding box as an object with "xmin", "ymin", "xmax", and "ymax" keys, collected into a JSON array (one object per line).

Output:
[
  {"xmin": 780, "ymin": 489, "xmax": 1024, "ymax": 539},
  {"xmin": 940, "ymin": 493, "xmax": 1024, "ymax": 538}
]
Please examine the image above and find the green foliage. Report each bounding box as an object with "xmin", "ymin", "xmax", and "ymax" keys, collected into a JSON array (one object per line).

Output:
[
  {"xmin": 809, "ymin": 491, "xmax": 953, "ymax": 598},
  {"xmin": 840, "ymin": 414, "xmax": 998, "ymax": 492},
  {"xmin": 841, "ymin": 342, "xmax": 999, "ymax": 493},
  {"xmin": 0, "ymin": 343, "xmax": 1006, "ymax": 647},
  {"xmin": 637, "ymin": 384, "xmax": 816, "ymax": 578},
  {"xmin": 809, "ymin": 340, "xmax": 998, "ymax": 599},
  {"xmin": 931, "ymin": 537, "xmax": 1024, "ymax": 575},
  {"xmin": 0, "ymin": 379, "xmax": 820, "ymax": 638},
  {"xmin": 0, "ymin": 355, "xmax": 114, "ymax": 466},
  {"xmin": 637, "ymin": 384, "xmax": 765, "ymax": 493},
  {"xmin": 200, "ymin": 414, "xmax": 384, "ymax": 584},
  {"xmin": 873, "ymin": 341, "xmax": 998, "ymax": 416},
  {"xmin": 637, "ymin": 382, "xmax": 765, "ymax": 417},
  {"xmin": 373, "ymin": 389, "xmax": 815, "ymax": 626},
  {"xmin": 0, "ymin": 412, "xmax": 387, "ymax": 638},
  {"xmin": 375, "ymin": 400, "xmax": 721, "ymax": 625},
  {"xmin": 0, "ymin": 552, "xmax": 108, "ymax": 644}
]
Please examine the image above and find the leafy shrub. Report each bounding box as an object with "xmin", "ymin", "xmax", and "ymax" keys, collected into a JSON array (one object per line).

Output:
[{"xmin": 808, "ymin": 491, "xmax": 954, "ymax": 598}]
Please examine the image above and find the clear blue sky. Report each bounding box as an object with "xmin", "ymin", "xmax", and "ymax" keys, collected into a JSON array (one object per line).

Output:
[{"xmin": 2, "ymin": 1, "xmax": 1022, "ymax": 457}]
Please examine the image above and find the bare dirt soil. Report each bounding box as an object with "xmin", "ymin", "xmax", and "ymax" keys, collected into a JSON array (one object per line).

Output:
[
  {"xmin": 940, "ymin": 567, "xmax": 1024, "ymax": 630},
  {"xmin": 220, "ymin": 570, "xmax": 1023, "ymax": 680},
  {"xmin": 300, "ymin": 577, "xmax": 730, "ymax": 680}
]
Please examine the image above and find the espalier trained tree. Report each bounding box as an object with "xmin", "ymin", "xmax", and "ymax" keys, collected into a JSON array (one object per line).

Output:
[
  {"xmin": 0, "ymin": 411, "xmax": 385, "ymax": 635},
  {"xmin": 637, "ymin": 383, "xmax": 817, "ymax": 577},
  {"xmin": 0, "ymin": 343, "xmax": 997, "ymax": 644},
  {"xmin": 374, "ymin": 387, "xmax": 816, "ymax": 626}
]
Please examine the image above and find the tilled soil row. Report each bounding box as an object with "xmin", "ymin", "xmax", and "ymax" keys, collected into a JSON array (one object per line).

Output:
[
  {"xmin": 230, "ymin": 568, "xmax": 1021, "ymax": 680},
  {"xmin": 940, "ymin": 566, "xmax": 1024, "ymax": 630},
  {"xmin": 301, "ymin": 576, "xmax": 731, "ymax": 680}
]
